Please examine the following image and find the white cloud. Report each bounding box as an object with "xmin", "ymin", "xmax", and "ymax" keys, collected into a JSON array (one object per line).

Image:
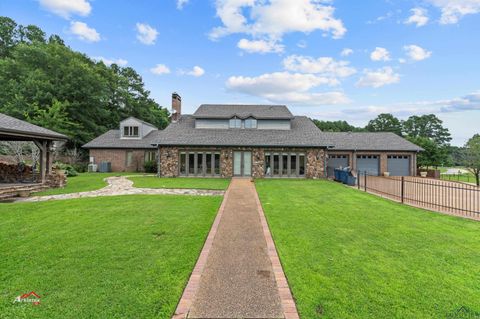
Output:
[
  {"xmin": 69, "ymin": 21, "xmax": 100, "ymax": 42},
  {"xmin": 136, "ymin": 23, "xmax": 158, "ymax": 45},
  {"xmin": 180, "ymin": 66, "xmax": 205, "ymax": 77},
  {"xmin": 94, "ymin": 56, "xmax": 128, "ymax": 66},
  {"xmin": 426, "ymin": 0, "xmax": 480, "ymax": 24},
  {"xmin": 297, "ymin": 40, "xmax": 307, "ymax": 49},
  {"xmin": 150, "ymin": 64, "xmax": 171, "ymax": 75},
  {"xmin": 39, "ymin": 0, "xmax": 91, "ymax": 19},
  {"xmin": 225, "ymin": 71, "xmax": 349, "ymax": 105},
  {"xmin": 370, "ymin": 47, "xmax": 391, "ymax": 61},
  {"xmin": 340, "ymin": 48, "xmax": 353, "ymax": 57},
  {"xmin": 356, "ymin": 67, "xmax": 400, "ymax": 88},
  {"xmin": 282, "ymin": 55, "xmax": 356, "ymax": 78},
  {"xmin": 210, "ymin": 0, "xmax": 346, "ymax": 41},
  {"xmin": 237, "ymin": 38, "xmax": 284, "ymax": 54},
  {"xmin": 404, "ymin": 8, "xmax": 429, "ymax": 27},
  {"xmin": 403, "ymin": 44, "xmax": 432, "ymax": 61},
  {"xmin": 177, "ymin": 0, "xmax": 189, "ymax": 9}
]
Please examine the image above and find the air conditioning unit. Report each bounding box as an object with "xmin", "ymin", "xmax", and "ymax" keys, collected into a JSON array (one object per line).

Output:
[{"xmin": 88, "ymin": 163, "xmax": 98, "ymax": 172}]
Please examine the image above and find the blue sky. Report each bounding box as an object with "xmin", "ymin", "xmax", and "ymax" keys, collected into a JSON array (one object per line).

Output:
[{"xmin": 1, "ymin": 0, "xmax": 479, "ymax": 145}]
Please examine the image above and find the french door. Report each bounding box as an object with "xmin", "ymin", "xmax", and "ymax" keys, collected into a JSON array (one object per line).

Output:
[{"xmin": 233, "ymin": 151, "xmax": 252, "ymax": 176}]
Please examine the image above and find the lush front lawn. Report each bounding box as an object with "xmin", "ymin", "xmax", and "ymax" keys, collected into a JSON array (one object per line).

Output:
[
  {"xmin": 256, "ymin": 179, "xmax": 480, "ymax": 319},
  {"xmin": 34, "ymin": 172, "xmax": 139, "ymax": 196},
  {"xmin": 0, "ymin": 195, "xmax": 222, "ymax": 319},
  {"xmin": 129, "ymin": 176, "xmax": 231, "ymax": 190}
]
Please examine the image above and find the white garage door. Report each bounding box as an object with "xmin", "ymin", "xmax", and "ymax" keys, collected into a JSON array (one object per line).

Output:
[
  {"xmin": 327, "ymin": 155, "xmax": 349, "ymax": 177},
  {"xmin": 357, "ymin": 155, "xmax": 380, "ymax": 176},
  {"xmin": 387, "ymin": 155, "xmax": 410, "ymax": 176}
]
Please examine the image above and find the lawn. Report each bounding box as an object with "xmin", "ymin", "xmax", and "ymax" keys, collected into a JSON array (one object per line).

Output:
[
  {"xmin": 255, "ymin": 179, "xmax": 480, "ymax": 319},
  {"xmin": 0, "ymin": 195, "xmax": 222, "ymax": 319},
  {"xmin": 129, "ymin": 176, "xmax": 231, "ymax": 190},
  {"xmin": 34, "ymin": 172, "xmax": 141, "ymax": 196}
]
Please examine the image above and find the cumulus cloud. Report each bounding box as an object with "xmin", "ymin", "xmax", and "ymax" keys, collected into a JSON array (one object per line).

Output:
[
  {"xmin": 340, "ymin": 48, "xmax": 353, "ymax": 57},
  {"xmin": 177, "ymin": 0, "xmax": 189, "ymax": 9},
  {"xmin": 179, "ymin": 66, "xmax": 205, "ymax": 77},
  {"xmin": 370, "ymin": 47, "xmax": 391, "ymax": 61},
  {"xmin": 69, "ymin": 21, "xmax": 100, "ymax": 42},
  {"xmin": 94, "ymin": 56, "xmax": 128, "ymax": 66},
  {"xmin": 150, "ymin": 64, "xmax": 171, "ymax": 75},
  {"xmin": 425, "ymin": 0, "xmax": 480, "ymax": 24},
  {"xmin": 225, "ymin": 71, "xmax": 349, "ymax": 105},
  {"xmin": 136, "ymin": 23, "xmax": 158, "ymax": 45},
  {"xmin": 404, "ymin": 7, "xmax": 429, "ymax": 27},
  {"xmin": 39, "ymin": 0, "xmax": 91, "ymax": 19},
  {"xmin": 282, "ymin": 55, "xmax": 356, "ymax": 78},
  {"xmin": 356, "ymin": 67, "xmax": 400, "ymax": 88},
  {"xmin": 209, "ymin": 0, "xmax": 346, "ymax": 41},
  {"xmin": 237, "ymin": 38, "xmax": 284, "ymax": 54},
  {"xmin": 403, "ymin": 44, "xmax": 432, "ymax": 61}
]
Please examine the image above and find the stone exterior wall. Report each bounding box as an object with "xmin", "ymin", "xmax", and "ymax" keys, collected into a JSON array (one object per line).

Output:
[
  {"xmin": 159, "ymin": 147, "xmax": 179, "ymax": 177},
  {"xmin": 89, "ymin": 149, "xmax": 149, "ymax": 172},
  {"xmin": 157, "ymin": 146, "xmax": 326, "ymax": 179}
]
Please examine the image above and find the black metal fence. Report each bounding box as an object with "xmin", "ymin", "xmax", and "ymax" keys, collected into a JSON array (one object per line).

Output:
[{"xmin": 357, "ymin": 172, "xmax": 480, "ymax": 219}]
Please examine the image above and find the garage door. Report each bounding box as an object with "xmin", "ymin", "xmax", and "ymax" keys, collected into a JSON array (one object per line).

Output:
[
  {"xmin": 387, "ymin": 155, "xmax": 410, "ymax": 176},
  {"xmin": 356, "ymin": 155, "xmax": 379, "ymax": 176},
  {"xmin": 327, "ymin": 154, "xmax": 349, "ymax": 177}
]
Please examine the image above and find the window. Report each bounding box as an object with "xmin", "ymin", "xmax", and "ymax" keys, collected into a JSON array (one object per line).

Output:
[
  {"xmin": 180, "ymin": 153, "xmax": 187, "ymax": 175},
  {"xmin": 299, "ymin": 154, "xmax": 305, "ymax": 176},
  {"xmin": 229, "ymin": 118, "xmax": 242, "ymax": 128},
  {"xmin": 290, "ymin": 154, "xmax": 297, "ymax": 176},
  {"xmin": 244, "ymin": 118, "xmax": 257, "ymax": 129},
  {"xmin": 206, "ymin": 153, "xmax": 212, "ymax": 175},
  {"xmin": 281, "ymin": 154, "xmax": 288, "ymax": 176},
  {"xmin": 264, "ymin": 154, "xmax": 272, "ymax": 176},
  {"xmin": 182, "ymin": 151, "xmax": 221, "ymax": 177},
  {"xmin": 214, "ymin": 153, "xmax": 221, "ymax": 175},
  {"xmin": 196, "ymin": 153, "xmax": 204, "ymax": 176},
  {"xmin": 126, "ymin": 151, "xmax": 133, "ymax": 166},
  {"xmin": 123, "ymin": 126, "xmax": 139, "ymax": 137},
  {"xmin": 145, "ymin": 151, "xmax": 156, "ymax": 162}
]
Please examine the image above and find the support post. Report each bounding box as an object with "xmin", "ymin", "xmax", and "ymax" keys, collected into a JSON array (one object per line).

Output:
[
  {"xmin": 33, "ymin": 140, "xmax": 47, "ymax": 184},
  {"xmin": 401, "ymin": 176, "xmax": 405, "ymax": 203},
  {"xmin": 156, "ymin": 147, "xmax": 161, "ymax": 177},
  {"xmin": 364, "ymin": 171, "xmax": 367, "ymax": 192}
]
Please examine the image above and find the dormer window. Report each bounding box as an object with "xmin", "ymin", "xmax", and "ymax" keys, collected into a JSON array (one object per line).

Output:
[
  {"xmin": 229, "ymin": 117, "xmax": 242, "ymax": 129},
  {"xmin": 124, "ymin": 126, "xmax": 139, "ymax": 137},
  {"xmin": 244, "ymin": 118, "xmax": 257, "ymax": 129}
]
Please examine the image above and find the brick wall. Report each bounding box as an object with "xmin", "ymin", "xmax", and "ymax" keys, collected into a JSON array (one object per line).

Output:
[{"xmin": 89, "ymin": 149, "xmax": 148, "ymax": 172}]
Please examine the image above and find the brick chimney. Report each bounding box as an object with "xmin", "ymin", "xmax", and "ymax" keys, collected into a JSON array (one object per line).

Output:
[{"xmin": 171, "ymin": 92, "xmax": 181, "ymax": 122}]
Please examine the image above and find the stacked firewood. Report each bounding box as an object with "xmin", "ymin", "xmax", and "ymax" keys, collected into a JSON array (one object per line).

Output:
[{"xmin": 0, "ymin": 162, "xmax": 35, "ymax": 183}]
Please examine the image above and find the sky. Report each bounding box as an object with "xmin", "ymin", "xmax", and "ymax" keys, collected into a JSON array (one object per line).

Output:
[{"xmin": 1, "ymin": 0, "xmax": 479, "ymax": 146}]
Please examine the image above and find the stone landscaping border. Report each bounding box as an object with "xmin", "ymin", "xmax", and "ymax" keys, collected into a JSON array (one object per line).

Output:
[
  {"xmin": 171, "ymin": 181, "xmax": 232, "ymax": 319},
  {"xmin": 253, "ymin": 183, "xmax": 301, "ymax": 319}
]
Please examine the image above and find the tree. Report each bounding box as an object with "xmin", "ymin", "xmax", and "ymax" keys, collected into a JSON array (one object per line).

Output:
[
  {"xmin": 464, "ymin": 134, "xmax": 480, "ymax": 186},
  {"xmin": 365, "ymin": 113, "xmax": 402, "ymax": 136},
  {"xmin": 312, "ymin": 120, "xmax": 364, "ymax": 132},
  {"xmin": 407, "ymin": 136, "xmax": 448, "ymax": 169},
  {"xmin": 403, "ymin": 114, "xmax": 452, "ymax": 146}
]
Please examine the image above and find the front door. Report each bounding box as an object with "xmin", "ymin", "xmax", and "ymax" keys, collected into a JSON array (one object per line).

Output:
[{"xmin": 233, "ymin": 151, "xmax": 252, "ymax": 176}]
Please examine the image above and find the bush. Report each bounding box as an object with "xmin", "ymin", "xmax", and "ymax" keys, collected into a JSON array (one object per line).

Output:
[
  {"xmin": 144, "ymin": 160, "xmax": 157, "ymax": 173},
  {"xmin": 53, "ymin": 162, "xmax": 78, "ymax": 177},
  {"xmin": 72, "ymin": 162, "xmax": 88, "ymax": 173}
]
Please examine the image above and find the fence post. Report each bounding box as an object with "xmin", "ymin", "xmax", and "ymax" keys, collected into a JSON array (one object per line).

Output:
[
  {"xmin": 364, "ymin": 171, "xmax": 367, "ymax": 192},
  {"xmin": 401, "ymin": 176, "xmax": 405, "ymax": 203},
  {"xmin": 357, "ymin": 172, "xmax": 360, "ymax": 190}
]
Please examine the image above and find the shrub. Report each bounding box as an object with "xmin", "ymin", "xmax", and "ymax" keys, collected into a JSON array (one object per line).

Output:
[
  {"xmin": 53, "ymin": 162, "xmax": 78, "ymax": 177},
  {"xmin": 144, "ymin": 160, "xmax": 157, "ymax": 173},
  {"xmin": 72, "ymin": 162, "xmax": 88, "ymax": 173}
]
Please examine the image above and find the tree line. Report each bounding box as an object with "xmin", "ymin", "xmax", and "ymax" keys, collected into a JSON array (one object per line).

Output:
[{"xmin": 0, "ymin": 16, "xmax": 170, "ymax": 151}]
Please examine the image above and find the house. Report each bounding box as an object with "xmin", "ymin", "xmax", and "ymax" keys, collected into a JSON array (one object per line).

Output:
[{"xmin": 83, "ymin": 93, "xmax": 422, "ymax": 178}]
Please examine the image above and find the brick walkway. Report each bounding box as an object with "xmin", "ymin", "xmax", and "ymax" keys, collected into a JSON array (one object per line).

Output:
[
  {"xmin": 16, "ymin": 176, "xmax": 224, "ymax": 202},
  {"xmin": 173, "ymin": 178, "xmax": 299, "ymax": 319}
]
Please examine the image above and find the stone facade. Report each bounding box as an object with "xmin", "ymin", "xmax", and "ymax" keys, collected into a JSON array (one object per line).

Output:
[
  {"xmin": 157, "ymin": 146, "xmax": 326, "ymax": 179},
  {"xmin": 89, "ymin": 149, "xmax": 152, "ymax": 172}
]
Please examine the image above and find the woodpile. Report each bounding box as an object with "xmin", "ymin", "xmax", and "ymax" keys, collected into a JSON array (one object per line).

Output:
[{"xmin": 0, "ymin": 162, "xmax": 36, "ymax": 183}]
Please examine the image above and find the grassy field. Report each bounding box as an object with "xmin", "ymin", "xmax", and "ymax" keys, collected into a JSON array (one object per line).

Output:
[
  {"xmin": 256, "ymin": 179, "xmax": 480, "ymax": 319},
  {"xmin": 34, "ymin": 172, "xmax": 141, "ymax": 196},
  {"xmin": 0, "ymin": 195, "xmax": 222, "ymax": 319},
  {"xmin": 129, "ymin": 176, "xmax": 231, "ymax": 190}
]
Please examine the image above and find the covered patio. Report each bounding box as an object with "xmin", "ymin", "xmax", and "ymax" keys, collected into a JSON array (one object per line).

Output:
[{"xmin": 0, "ymin": 113, "xmax": 68, "ymax": 184}]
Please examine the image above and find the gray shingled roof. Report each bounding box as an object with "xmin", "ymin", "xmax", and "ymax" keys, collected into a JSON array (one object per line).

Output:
[
  {"xmin": 324, "ymin": 132, "xmax": 423, "ymax": 151},
  {"xmin": 83, "ymin": 129, "xmax": 160, "ymax": 149},
  {"xmin": 154, "ymin": 115, "xmax": 332, "ymax": 147},
  {"xmin": 0, "ymin": 113, "xmax": 68, "ymax": 140},
  {"xmin": 193, "ymin": 104, "xmax": 294, "ymax": 119}
]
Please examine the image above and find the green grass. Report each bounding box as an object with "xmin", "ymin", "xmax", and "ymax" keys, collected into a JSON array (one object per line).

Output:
[
  {"xmin": 0, "ymin": 195, "xmax": 222, "ymax": 319},
  {"xmin": 34, "ymin": 172, "xmax": 141, "ymax": 196},
  {"xmin": 255, "ymin": 179, "xmax": 480, "ymax": 319},
  {"xmin": 440, "ymin": 173, "xmax": 477, "ymax": 184},
  {"xmin": 129, "ymin": 176, "xmax": 231, "ymax": 190}
]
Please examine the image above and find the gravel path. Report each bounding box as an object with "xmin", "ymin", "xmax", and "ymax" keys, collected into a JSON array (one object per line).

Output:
[{"xmin": 16, "ymin": 176, "xmax": 224, "ymax": 202}]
